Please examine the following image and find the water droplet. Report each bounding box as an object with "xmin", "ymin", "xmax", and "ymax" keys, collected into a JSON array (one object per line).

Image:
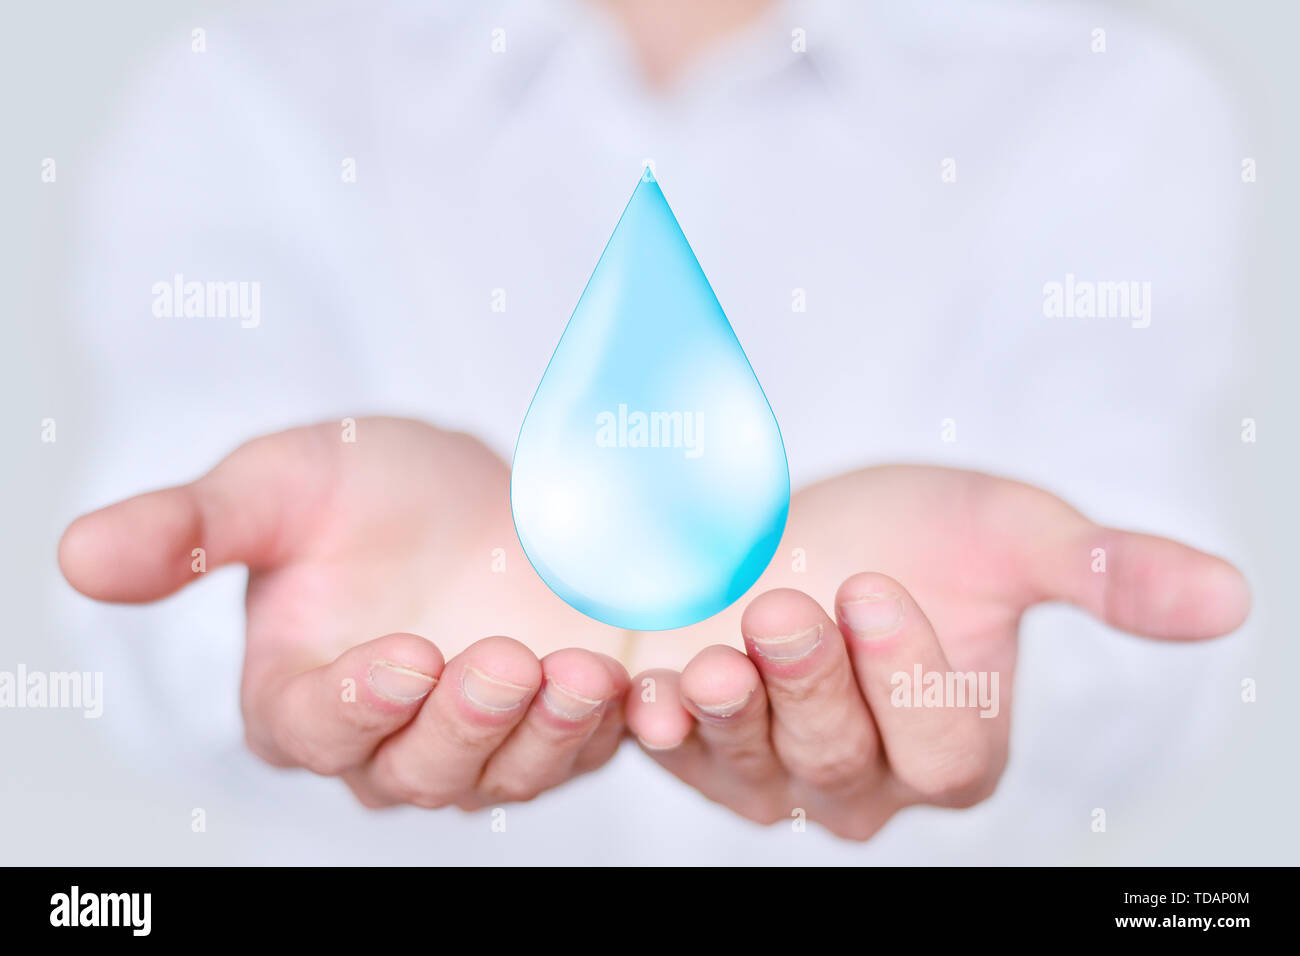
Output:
[{"xmin": 511, "ymin": 171, "xmax": 790, "ymax": 631}]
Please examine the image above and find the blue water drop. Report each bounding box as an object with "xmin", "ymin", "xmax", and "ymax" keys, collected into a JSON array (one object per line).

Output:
[{"xmin": 510, "ymin": 169, "xmax": 790, "ymax": 631}]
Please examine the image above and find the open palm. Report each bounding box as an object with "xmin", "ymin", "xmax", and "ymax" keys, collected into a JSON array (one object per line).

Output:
[
  {"xmin": 60, "ymin": 418, "xmax": 632, "ymax": 809},
  {"xmin": 61, "ymin": 425, "xmax": 1247, "ymax": 831},
  {"xmin": 623, "ymin": 465, "xmax": 1250, "ymax": 839}
]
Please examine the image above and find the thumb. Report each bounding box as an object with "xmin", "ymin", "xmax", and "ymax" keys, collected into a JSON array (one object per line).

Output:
[
  {"xmin": 1029, "ymin": 523, "xmax": 1251, "ymax": 641},
  {"xmin": 58, "ymin": 426, "xmax": 335, "ymax": 603}
]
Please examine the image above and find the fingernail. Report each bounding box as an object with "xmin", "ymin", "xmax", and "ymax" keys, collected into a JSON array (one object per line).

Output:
[
  {"xmin": 369, "ymin": 661, "xmax": 437, "ymax": 702},
  {"xmin": 540, "ymin": 680, "xmax": 604, "ymax": 721},
  {"xmin": 747, "ymin": 623, "xmax": 822, "ymax": 662},
  {"xmin": 694, "ymin": 691, "xmax": 752, "ymax": 719},
  {"xmin": 461, "ymin": 665, "xmax": 532, "ymax": 713},
  {"xmin": 840, "ymin": 594, "xmax": 904, "ymax": 639},
  {"xmin": 636, "ymin": 735, "xmax": 681, "ymax": 752}
]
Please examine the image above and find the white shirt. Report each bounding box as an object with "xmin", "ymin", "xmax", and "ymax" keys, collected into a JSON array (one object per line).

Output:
[{"xmin": 55, "ymin": 0, "xmax": 1252, "ymax": 863}]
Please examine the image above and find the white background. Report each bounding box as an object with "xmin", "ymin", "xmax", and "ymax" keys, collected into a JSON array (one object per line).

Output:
[{"xmin": 2, "ymin": 0, "xmax": 1296, "ymax": 864}]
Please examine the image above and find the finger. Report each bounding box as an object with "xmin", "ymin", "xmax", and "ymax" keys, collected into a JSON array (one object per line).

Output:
[
  {"xmin": 741, "ymin": 588, "xmax": 883, "ymax": 793},
  {"xmin": 624, "ymin": 668, "xmax": 702, "ymax": 782},
  {"xmin": 986, "ymin": 479, "xmax": 1251, "ymax": 640},
  {"xmin": 631, "ymin": 658, "xmax": 790, "ymax": 827},
  {"xmin": 678, "ymin": 645, "xmax": 781, "ymax": 784},
  {"xmin": 835, "ymin": 573, "xmax": 999, "ymax": 808},
  {"xmin": 573, "ymin": 654, "xmax": 634, "ymax": 774},
  {"xmin": 358, "ymin": 636, "xmax": 541, "ymax": 808},
  {"xmin": 1028, "ymin": 523, "xmax": 1250, "ymax": 640},
  {"xmin": 625, "ymin": 669, "xmax": 694, "ymax": 749},
  {"xmin": 243, "ymin": 632, "xmax": 443, "ymax": 775},
  {"xmin": 476, "ymin": 649, "xmax": 627, "ymax": 802},
  {"xmin": 58, "ymin": 427, "xmax": 334, "ymax": 602}
]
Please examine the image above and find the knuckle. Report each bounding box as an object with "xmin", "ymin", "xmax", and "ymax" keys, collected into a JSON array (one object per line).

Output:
[
  {"xmin": 269, "ymin": 720, "xmax": 346, "ymax": 776},
  {"xmin": 766, "ymin": 662, "xmax": 856, "ymax": 710},
  {"xmin": 298, "ymin": 748, "xmax": 352, "ymax": 777},
  {"xmin": 789, "ymin": 759, "xmax": 857, "ymax": 791},
  {"xmin": 480, "ymin": 779, "xmax": 542, "ymax": 805},
  {"xmin": 440, "ymin": 716, "xmax": 505, "ymax": 754},
  {"xmin": 792, "ymin": 759, "xmax": 857, "ymax": 791},
  {"xmin": 897, "ymin": 742, "xmax": 996, "ymax": 806},
  {"xmin": 721, "ymin": 745, "xmax": 776, "ymax": 782},
  {"xmin": 338, "ymin": 700, "xmax": 395, "ymax": 735},
  {"xmin": 526, "ymin": 715, "xmax": 594, "ymax": 748},
  {"xmin": 786, "ymin": 736, "xmax": 875, "ymax": 791},
  {"xmin": 766, "ymin": 678, "xmax": 824, "ymax": 709},
  {"xmin": 374, "ymin": 754, "xmax": 455, "ymax": 808}
]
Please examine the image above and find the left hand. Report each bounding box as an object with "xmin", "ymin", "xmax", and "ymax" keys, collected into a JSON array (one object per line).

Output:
[{"xmin": 622, "ymin": 465, "xmax": 1250, "ymax": 839}]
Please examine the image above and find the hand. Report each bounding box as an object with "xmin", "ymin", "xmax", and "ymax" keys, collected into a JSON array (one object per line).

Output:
[
  {"xmin": 58, "ymin": 417, "xmax": 631, "ymax": 809},
  {"xmin": 623, "ymin": 466, "xmax": 1250, "ymax": 839}
]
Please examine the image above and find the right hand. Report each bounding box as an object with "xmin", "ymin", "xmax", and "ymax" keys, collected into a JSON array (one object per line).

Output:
[{"xmin": 58, "ymin": 417, "xmax": 632, "ymax": 809}]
